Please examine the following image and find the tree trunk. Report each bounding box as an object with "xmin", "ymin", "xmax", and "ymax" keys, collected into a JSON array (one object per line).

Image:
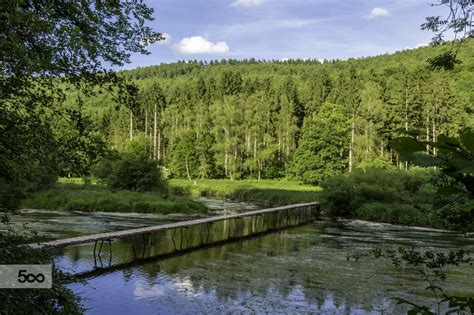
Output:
[
  {"xmin": 233, "ymin": 144, "xmax": 238, "ymax": 180},
  {"xmin": 405, "ymin": 87, "xmax": 409, "ymax": 171},
  {"xmin": 224, "ymin": 127, "xmax": 228, "ymax": 177},
  {"xmin": 157, "ymin": 130, "xmax": 161, "ymax": 160},
  {"xmin": 349, "ymin": 118, "xmax": 354, "ymax": 172},
  {"xmin": 129, "ymin": 111, "xmax": 133, "ymax": 141},
  {"xmin": 257, "ymin": 159, "xmax": 261, "ymax": 180},
  {"xmin": 246, "ymin": 127, "xmax": 250, "ymax": 153},
  {"xmin": 426, "ymin": 124, "xmax": 430, "ymax": 154},
  {"xmin": 185, "ymin": 156, "xmax": 192, "ymax": 180},
  {"xmin": 254, "ymin": 136, "xmax": 257, "ymax": 159},
  {"xmin": 365, "ymin": 128, "xmax": 369, "ymax": 161},
  {"xmin": 432, "ymin": 119, "xmax": 437, "ymax": 156},
  {"xmin": 145, "ymin": 108, "xmax": 148, "ymax": 156},
  {"xmin": 153, "ymin": 104, "xmax": 157, "ymax": 159},
  {"xmin": 145, "ymin": 108, "xmax": 148, "ymax": 136}
]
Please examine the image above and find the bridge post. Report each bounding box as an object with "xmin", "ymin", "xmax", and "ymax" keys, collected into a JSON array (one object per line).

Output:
[{"xmin": 93, "ymin": 240, "xmax": 98, "ymax": 266}]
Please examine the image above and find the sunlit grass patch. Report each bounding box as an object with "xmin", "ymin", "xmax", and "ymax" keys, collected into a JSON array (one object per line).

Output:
[
  {"xmin": 22, "ymin": 183, "xmax": 207, "ymax": 214},
  {"xmin": 168, "ymin": 179, "xmax": 321, "ymax": 206}
]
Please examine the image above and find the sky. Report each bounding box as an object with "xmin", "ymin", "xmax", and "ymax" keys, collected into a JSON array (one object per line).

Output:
[{"xmin": 125, "ymin": 0, "xmax": 447, "ymax": 69}]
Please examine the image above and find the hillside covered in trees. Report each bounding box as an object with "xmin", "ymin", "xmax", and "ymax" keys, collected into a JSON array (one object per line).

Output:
[{"xmin": 63, "ymin": 39, "xmax": 474, "ymax": 184}]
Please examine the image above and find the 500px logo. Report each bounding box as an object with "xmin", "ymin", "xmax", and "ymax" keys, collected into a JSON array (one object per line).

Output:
[
  {"xmin": 17, "ymin": 269, "xmax": 46, "ymax": 284},
  {"xmin": 0, "ymin": 265, "xmax": 52, "ymax": 289}
]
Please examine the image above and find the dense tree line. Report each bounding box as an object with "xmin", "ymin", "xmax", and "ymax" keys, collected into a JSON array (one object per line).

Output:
[{"xmin": 66, "ymin": 39, "xmax": 474, "ymax": 184}]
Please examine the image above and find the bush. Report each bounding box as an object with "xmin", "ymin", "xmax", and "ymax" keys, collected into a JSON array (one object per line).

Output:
[
  {"xmin": 320, "ymin": 175, "xmax": 356, "ymax": 217},
  {"xmin": 94, "ymin": 153, "xmax": 166, "ymax": 192},
  {"xmin": 402, "ymin": 167, "xmax": 433, "ymax": 194},
  {"xmin": 321, "ymin": 168, "xmax": 439, "ymax": 226},
  {"xmin": 357, "ymin": 157, "xmax": 396, "ymax": 171},
  {"xmin": 412, "ymin": 183, "xmax": 437, "ymax": 206},
  {"xmin": 0, "ymin": 229, "xmax": 82, "ymax": 314},
  {"xmin": 356, "ymin": 202, "xmax": 424, "ymax": 225},
  {"xmin": 434, "ymin": 199, "xmax": 474, "ymax": 232},
  {"xmin": 91, "ymin": 158, "xmax": 114, "ymax": 182},
  {"xmin": 124, "ymin": 134, "xmax": 152, "ymax": 156}
]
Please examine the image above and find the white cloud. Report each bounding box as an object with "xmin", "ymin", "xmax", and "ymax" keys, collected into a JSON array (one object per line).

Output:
[
  {"xmin": 158, "ymin": 33, "xmax": 172, "ymax": 45},
  {"xmin": 404, "ymin": 43, "xmax": 429, "ymax": 50},
  {"xmin": 231, "ymin": 0, "xmax": 264, "ymax": 7},
  {"xmin": 172, "ymin": 36, "xmax": 230, "ymax": 54},
  {"xmin": 370, "ymin": 7, "xmax": 391, "ymax": 17}
]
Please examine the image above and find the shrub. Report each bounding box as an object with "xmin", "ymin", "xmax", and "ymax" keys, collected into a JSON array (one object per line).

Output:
[
  {"xmin": 97, "ymin": 153, "xmax": 166, "ymax": 192},
  {"xmin": 109, "ymin": 154, "xmax": 165, "ymax": 192},
  {"xmin": 357, "ymin": 157, "xmax": 396, "ymax": 170},
  {"xmin": 321, "ymin": 168, "xmax": 439, "ymax": 226},
  {"xmin": 356, "ymin": 202, "xmax": 422, "ymax": 225},
  {"xmin": 124, "ymin": 134, "xmax": 152, "ymax": 156},
  {"xmin": 355, "ymin": 182, "xmax": 404, "ymax": 204},
  {"xmin": 402, "ymin": 167, "xmax": 433, "ymax": 194},
  {"xmin": 412, "ymin": 183, "xmax": 437, "ymax": 206},
  {"xmin": 434, "ymin": 199, "xmax": 474, "ymax": 232},
  {"xmin": 0, "ymin": 230, "xmax": 82, "ymax": 314},
  {"xmin": 91, "ymin": 158, "xmax": 114, "ymax": 182},
  {"xmin": 320, "ymin": 175, "xmax": 356, "ymax": 217}
]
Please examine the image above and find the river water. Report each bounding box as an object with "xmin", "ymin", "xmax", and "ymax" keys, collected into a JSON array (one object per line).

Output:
[{"xmin": 4, "ymin": 199, "xmax": 474, "ymax": 314}]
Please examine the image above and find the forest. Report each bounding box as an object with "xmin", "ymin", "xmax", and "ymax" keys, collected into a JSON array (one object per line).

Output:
[
  {"xmin": 1, "ymin": 1, "xmax": 473, "ymax": 314},
  {"xmin": 58, "ymin": 39, "xmax": 474, "ymax": 185}
]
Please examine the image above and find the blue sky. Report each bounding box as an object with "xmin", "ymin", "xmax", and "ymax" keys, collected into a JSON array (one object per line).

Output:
[{"xmin": 125, "ymin": 0, "xmax": 446, "ymax": 69}]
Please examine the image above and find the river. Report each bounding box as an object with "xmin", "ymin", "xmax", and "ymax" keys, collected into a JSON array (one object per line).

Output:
[{"xmin": 3, "ymin": 198, "xmax": 474, "ymax": 314}]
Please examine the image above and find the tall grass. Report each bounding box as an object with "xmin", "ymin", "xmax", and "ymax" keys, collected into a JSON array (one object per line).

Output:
[
  {"xmin": 168, "ymin": 179, "xmax": 321, "ymax": 206},
  {"xmin": 22, "ymin": 183, "xmax": 207, "ymax": 214}
]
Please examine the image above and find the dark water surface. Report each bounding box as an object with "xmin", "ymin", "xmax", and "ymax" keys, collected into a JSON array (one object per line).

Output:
[
  {"xmin": 4, "ymin": 197, "xmax": 260, "ymax": 240},
  {"xmin": 4, "ymin": 200, "xmax": 474, "ymax": 314},
  {"xmin": 63, "ymin": 220, "xmax": 473, "ymax": 314}
]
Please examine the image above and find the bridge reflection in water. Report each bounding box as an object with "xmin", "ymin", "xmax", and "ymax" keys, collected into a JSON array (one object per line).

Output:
[{"xmin": 40, "ymin": 202, "xmax": 320, "ymax": 277}]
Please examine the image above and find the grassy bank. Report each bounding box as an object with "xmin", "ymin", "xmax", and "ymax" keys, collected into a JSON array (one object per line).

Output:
[
  {"xmin": 27, "ymin": 176, "xmax": 460, "ymax": 230},
  {"xmin": 168, "ymin": 179, "xmax": 321, "ymax": 206},
  {"xmin": 22, "ymin": 183, "xmax": 207, "ymax": 214},
  {"xmin": 320, "ymin": 168, "xmax": 473, "ymax": 231}
]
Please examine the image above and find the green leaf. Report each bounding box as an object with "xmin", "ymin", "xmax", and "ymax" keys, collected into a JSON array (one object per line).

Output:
[
  {"xmin": 460, "ymin": 131, "xmax": 474, "ymax": 155},
  {"xmin": 451, "ymin": 158, "xmax": 474, "ymax": 172},
  {"xmin": 437, "ymin": 134, "xmax": 460, "ymax": 147},
  {"xmin": 436, "ymin": 186, "xmax": 464, "ymax": 197},
  {"xmin": 462, "ymin": 201, "xmax": 474, "ymax": 211},
  {"xmin": 390, "ymin": 137, "xmax": 425, "ymax": 155},
  {"xmin": 458, "ymin": 165, "xmax": 474, "ymax": 175},
  {"xmin": 409, "ymin": 152, "xmax": 445, "ymax": 167}
]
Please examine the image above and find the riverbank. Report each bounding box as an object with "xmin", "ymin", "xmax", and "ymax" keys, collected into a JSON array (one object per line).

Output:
[
  {"xmin": 168, "ymin": 179, "xmax": 321, "ymax": 206},
  {"xmin": 21, "ymin": 183, "xmax": 207, "ymax": 214},
  {"xmin": 22, "ymin": 177, "xmax": 468, "ymax": 232}
]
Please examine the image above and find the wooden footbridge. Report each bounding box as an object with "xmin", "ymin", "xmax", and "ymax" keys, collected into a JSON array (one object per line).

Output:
[{"xmin": 32, "ymin": 202, "xmax": 320, "ymax": 275}]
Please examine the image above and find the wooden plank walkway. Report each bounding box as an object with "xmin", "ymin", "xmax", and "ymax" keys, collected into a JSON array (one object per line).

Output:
[{"xmin": 31, "ymin": 202, "xmax": 319, "ymax": 249}]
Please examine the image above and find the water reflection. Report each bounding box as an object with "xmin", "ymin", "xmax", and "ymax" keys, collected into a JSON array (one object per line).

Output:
[
  {"xmin": 55, "ymin": 209, "xmax": 314, "ymax": 275},
  {"xmin": 67, "ymin": 221, "xmax": 473, "ymax": 314}
]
